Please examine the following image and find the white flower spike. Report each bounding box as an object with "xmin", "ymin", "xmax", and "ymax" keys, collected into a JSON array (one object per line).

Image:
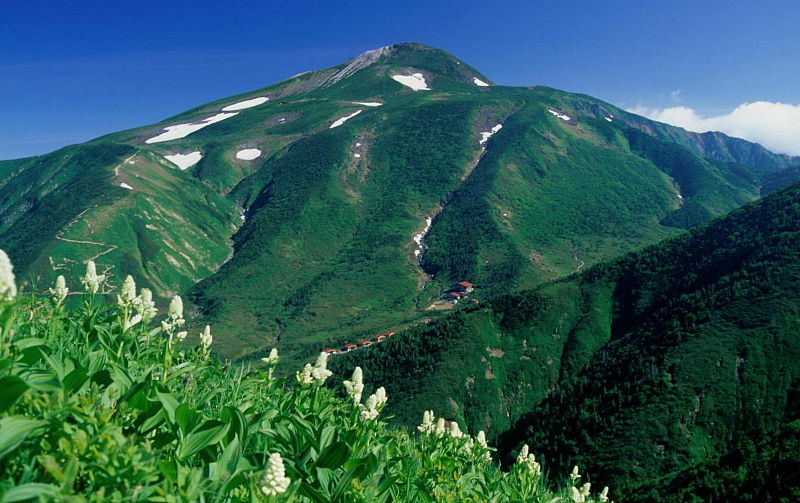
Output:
[
  {"xmin": 80, "ymin": 260, "xmax": 105, "ymax": 294},
  {"xmin": 260, "ymin": 452, "xmax": 291, "ymax": 496},
  {"xmin": 343, "ymin": 366, "xmax": 364, "ymax": 404},
  {"xmin": 49, "ymin": 275, "xmax": 69, "ymax": 305}
]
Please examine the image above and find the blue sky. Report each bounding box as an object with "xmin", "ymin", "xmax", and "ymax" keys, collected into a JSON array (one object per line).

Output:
[{"xmin": 2, "ymin": 0, "xmax": 799, "ymax": 159}]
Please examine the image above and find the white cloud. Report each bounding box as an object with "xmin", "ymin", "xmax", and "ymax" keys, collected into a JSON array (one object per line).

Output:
[{"xmin": 628, "ymin": 101, "xmax": 800, "ymax": 156}]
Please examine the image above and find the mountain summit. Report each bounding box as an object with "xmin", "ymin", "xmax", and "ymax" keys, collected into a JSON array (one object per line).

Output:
[{"xmin": 0, "ymin": 43, "xmax": 797, "ymax": 362}]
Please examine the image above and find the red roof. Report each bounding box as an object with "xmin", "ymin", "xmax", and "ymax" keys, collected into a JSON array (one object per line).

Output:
[
  {"xmin": 383, "ymin": 331, "xmax": 396, "ymax": 336},
  {"xmin": 373, "ymin": 335, "xmax": 386, "ymax": 341},
  {"xmin": 322, "ymin": 348, "xmax": 338, "ymax": 353},
  {"xmin": 357, "ymin": 339, "xmax": 372, "ymax": 345},
  {"xmin": 449, "ymin": 292, "xmax": 464, "ymax": 297},
  {"xmin": 343, "ymin": 344, "xmax": 357, "ymax": 349},
  {"xmin": 458, "ymin": 281, "xmax": 473, "ymax": 288}
]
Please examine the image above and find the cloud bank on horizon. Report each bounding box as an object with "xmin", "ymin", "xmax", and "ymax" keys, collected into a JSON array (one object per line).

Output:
[{"xmin": 629, "ymin": 101, "xmax": 800, "ymax": 156}]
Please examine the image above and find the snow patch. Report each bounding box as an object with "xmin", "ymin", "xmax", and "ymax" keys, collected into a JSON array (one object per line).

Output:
[
  {"xmin": 222, "ymin": 96, "xmax": 269, "ymax": 111},
  {"xmin": 479, "ymin": 124, "xmax": 503, "ymax": 145},
  {"xmin": 392, "ymin": 73, "xmax": 429, "ymax": 91},
  {"xmin": 146, "ymin": 112, "xmax": 239, "ymax": 143},
  {"xmin": 164, "ymin": 151, "xmax": 202, "ymax": 170},
  {"xmin": 412, "ymin": 217, "xmax": 433, "ymax": 257},
  {"xmin": 355, "ymin": 142, "xmax": 362, "ymax": 147},
  {"xmin": 473, "ymin": 77, "xmax": 490, "ymax": 87},
  {"xmin": 354, "ymin": 153, "xmax": 361, "ymax": 158},
  {"xmin": 353, "ymin": 102, "xmax": 382, "ymax": 107},
  {"xmin": 605, "ymin": 116, "xmax": 613, "ymax": 122},
  {"xmin": 120, "ymin": 183, "xmax": 133, "ymax": 190},
  {"xmin": 547, "ymin": 109, "xmax": 571, "ymax": 121},
  {"xmin": 330, "ymin": 109, "xmax": 362, "ymax": 128},
  {"xmin": 236, "ymin": 148, "xmax": 262, "ymax": 160}
]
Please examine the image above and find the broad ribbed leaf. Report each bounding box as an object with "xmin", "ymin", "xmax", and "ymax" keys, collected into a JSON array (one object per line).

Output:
[
  {"xmin": 0, "ymin": 417, "xmax": 46, "ymax": 459},
  {"xmin": 1, "ymin": 483, "xmax": 59, "ymax": 502},
  {"xmin": 0, "ymin": 376, "xmax": 28, "ymax": 413},
  {"xmin": 316, "ymin": 441, "xmax": 349, "ymax": 470},
  {"xmin": 177, "ymin": 421, "xmax": 229, "ymax": 460}
]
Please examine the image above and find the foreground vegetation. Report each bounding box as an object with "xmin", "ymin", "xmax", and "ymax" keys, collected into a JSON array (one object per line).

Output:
[{"xmin": 0, "ymin": 254, "xmax": 613, "ymax": 502}]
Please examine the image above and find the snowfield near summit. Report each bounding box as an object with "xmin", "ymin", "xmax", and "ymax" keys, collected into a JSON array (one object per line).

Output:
[
  {"xmin": 330, "ymin": 110, "xmax": 362, "ymax": 128},
  {"xmin": 146, "ymin": 113, "xmax": 238, "ymax": 143},
  {"xmin": 164, "ymin": 151, "xmax": 202, "ymax": 170},
  {"xmin": 120, "ymin": 183, "xmax": 133, "ymax": 190},
  {"xmin": 235, "ymin": 148, "xmax": 262, "ymax": 160},
  {"xmin": 547, "ymin": 109, "xmax": 571, "ymax": 121},
  {"xmin": 222, "ymin": 96, "xmax": 269, "ymax": 111},
  {"xmin": 352, "ymin": 102, "xmax": 383, "ymax": 107},
  {"xmin": 391, "ymin": 73, "xmax": 430, "ymax": 91},
  {"xmin": 473, "ymin": 77, "xmax": 490, "ymax": 87},
  {"xmin": 479, "ymin": 124, "xmax": 503, "ymax": 145}
]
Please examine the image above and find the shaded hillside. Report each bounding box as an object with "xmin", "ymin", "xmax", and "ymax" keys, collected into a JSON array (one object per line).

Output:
[{"xmin": 331, "ymin": 182, "xmax": 800, "ymax": 501}]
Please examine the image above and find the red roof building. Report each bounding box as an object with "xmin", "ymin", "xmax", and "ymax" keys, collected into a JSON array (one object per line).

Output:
[
  {"xmin": 322, "ymin": 348, "xmax": 338, "ymax": 354},
  {"xmin": 357, "ymin": 339, "xmax": 372, "ymax": 346}
]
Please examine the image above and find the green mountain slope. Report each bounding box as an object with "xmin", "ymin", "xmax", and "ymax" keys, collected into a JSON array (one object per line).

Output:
[
  {"xmin": 1, "ymin": 42, "xmax": 798, "ymax": 363},
  {"xmin": 330, "ymin": 182, "xmax": 800, "ymax": 501}
]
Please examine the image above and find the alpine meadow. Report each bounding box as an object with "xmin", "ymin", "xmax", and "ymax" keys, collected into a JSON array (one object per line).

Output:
[{"xmin": 1, "ymin": 42, "xmax": 798, "ymax": 502}]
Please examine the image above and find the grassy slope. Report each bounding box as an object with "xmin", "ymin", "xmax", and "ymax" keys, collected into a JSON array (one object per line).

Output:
[
  {"xmin": 2, "ymin": 43, "xmax": 796, "ymax": 367},
  {"xmin": 331, "ymin": 183, "xmax": 800, "ymax": 501}
]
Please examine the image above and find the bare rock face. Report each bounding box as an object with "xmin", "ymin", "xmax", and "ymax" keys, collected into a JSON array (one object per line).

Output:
[{"xmin": 327, "ymin": 46, "xmax": 392, "ymax": 85}]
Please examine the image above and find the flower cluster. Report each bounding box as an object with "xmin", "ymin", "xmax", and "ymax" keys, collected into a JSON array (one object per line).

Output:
[
  {"xmin": 80, "ymin": 260, "xmax": 106, "ymax": 294},
  {"xmin": 516, "ymin": 444, "xmax": 542, "ymax": 477},
  {"xmin": 199, "ymin": 325, "xmax": 213, "ymax": 350},
  {"xmin": 261, "ymin": 348, "xmax": 279, "ymax": 366},
  {"xmin": 161, "ymin": 295, "xmax": 185, "ymax": 333},
  {"xmin": 417, "ymin": 410, "xmax": 437, "ymax": 435},
  {"xmin": 0, "ymin": 250, "xmax": 16, "ymax": 302},
  {"xmin": 259, "ymin": 452, "xmax": 291, "ymax": 496},
  {"xmin": 49, "ymin": 275, "xmax": 69, "ymax": 306},
  {"xmin": 343, "ymin": 366, "xmax": 364, "ymax": 404},
  {"xmin": 359, "ymin": 387, "xmax": 387, "ymax": 420},
  {"xmin": 133, "ymin": 288, "xmax": 158, "ymax": 323},
  {"xmin": 570, "ymin": 483, "xmax": 592, "ymax": 503},
  {"xmin": 117, "ymin": 275, "xmax": 137, "ymax": 309},
  {"xmin": 296, "ymin": 352, "xmax": 332, "ymax": 386}
]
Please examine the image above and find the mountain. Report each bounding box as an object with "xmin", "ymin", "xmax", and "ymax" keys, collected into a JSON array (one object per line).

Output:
[
  {"xmin": 329, "ymin": 182, "xmax": 800, "ymax": 501},
  {"xmin": 1, "ymin": 42, "xmax": 798, "ymax": 363}
]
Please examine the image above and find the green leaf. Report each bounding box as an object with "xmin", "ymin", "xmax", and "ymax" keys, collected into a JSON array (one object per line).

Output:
[
  {"xmin": 316, "ymin": 441, "xmax": 349, "ymax": 470},
  {"xmin": 156, "ymin": 392, "xmax": 180, "ymax": 424},
  {"xmin": 21, "ymin": 370, "xmax": 61, "ymax": 392},
  {"xmin": 1, "ymin": 483, "xmax": 59, "ymax": 502},
  {"xmin": 216, "ymin": 436, "xmax": 241, "ymax": 481},
  {"xmin": 91, "ymin": 369, "xmax": 113, "ymax": 388},
  {"xmin": 221, "ymin": 406, "xmax": 247, "ymax": 443},
  {"xmin": 0, "ymin": 376, "xmax": 28, "ymax": 413},
  {"xmin": 62, "ymin": 367, "xmax": 89, "ymax": 393},
  {"xmin": 175, "ymin": 403, "xmax": 198, "ymax": 435},
  {"xmin": 13, "ymin": 338, "xmax": 47, "ymax": 350},
  {"xmin": 0, "ymin": 417, "xmax": 47, "ymax": 459},
  {"xmin": 177, "ymin": 421, "xmax": 229, "ymax": 460}
]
